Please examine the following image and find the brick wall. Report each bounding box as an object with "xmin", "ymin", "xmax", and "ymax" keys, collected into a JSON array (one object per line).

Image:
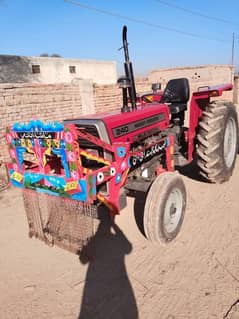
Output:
[
  {"xmin": 0, "ymin": 78, "xmax": 151, "ymax": 160},
  {"xmin": 93, "ymin": 84, "xmax": 121, "ymax": 113},
  {"xmin": 0, "ymin": 83, "xmax": 83, "ymax": 161},
  {"xmin": 135, "ymin": 77, "xmax": 152, "ymax": 93},
  {"xmin": 93, "ymin": 77, "xmax": 151, "ymax": 113}
]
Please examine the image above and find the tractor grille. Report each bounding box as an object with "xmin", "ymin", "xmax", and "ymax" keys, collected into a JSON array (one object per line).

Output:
[
  {"xmin": 75, "ymin": 124, "xmax": 100, "ymax": 149},
  {"xmin": 74, "ymin": 122, "xmax": 110, "ymax": 194}
]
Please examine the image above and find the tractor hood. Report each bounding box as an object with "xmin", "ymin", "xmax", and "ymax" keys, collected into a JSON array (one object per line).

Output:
[{"xmin": 65, "ymin": 103, "xmax": 170, "ymax": 144}]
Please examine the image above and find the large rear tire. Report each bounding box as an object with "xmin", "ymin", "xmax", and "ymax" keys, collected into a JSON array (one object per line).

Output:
[
  {"xmin": 143, "ymin": 172, "xmax": 186, "ymax": 243},
  {"xmin": 197, "ymin": 100, "xmax": 238, "ymax": 183}
]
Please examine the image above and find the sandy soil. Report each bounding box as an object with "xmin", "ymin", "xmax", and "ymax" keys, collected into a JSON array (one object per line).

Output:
[{"xmin": 1, "ymin": 160, "xmax": 239, "ymax": 319}]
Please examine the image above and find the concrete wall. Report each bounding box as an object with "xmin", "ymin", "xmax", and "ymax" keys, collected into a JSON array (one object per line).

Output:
[{"xmin": 0, "ymin": 55, "xmax": 117, "ymax": 85}]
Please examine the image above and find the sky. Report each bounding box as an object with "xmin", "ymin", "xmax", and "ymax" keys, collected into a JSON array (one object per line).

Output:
[{"xmin": 0, "ymin": 0, "xmax": 239, "ymax": 75}]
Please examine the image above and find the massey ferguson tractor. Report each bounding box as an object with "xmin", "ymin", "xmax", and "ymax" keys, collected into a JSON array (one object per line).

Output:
[{"xmin": 5, "ymin": 26, "xmax": 238, "ymax": 254}]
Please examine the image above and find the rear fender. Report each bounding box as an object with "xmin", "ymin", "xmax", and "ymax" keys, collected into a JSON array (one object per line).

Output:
[{"xmin": 188, "ymin": 83, "xmax": 233, "ymax": 161}]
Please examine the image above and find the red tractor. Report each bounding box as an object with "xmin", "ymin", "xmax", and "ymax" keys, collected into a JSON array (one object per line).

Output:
[{"xmin": 6, "ymin": 26, "xmax": 238, "ymax": 253}]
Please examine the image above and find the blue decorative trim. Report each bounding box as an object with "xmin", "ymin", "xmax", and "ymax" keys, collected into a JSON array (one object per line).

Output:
[
  {"xmin": 116, "ymin": 173, "xmax": 121, "ymax": 184},
  {"xmin": 117, "ymin": 147, "xmax": 126, "ymax": 158},
  {"xmin": 12, "ymin": 120, "xmax": 64, "ymax": 132}
]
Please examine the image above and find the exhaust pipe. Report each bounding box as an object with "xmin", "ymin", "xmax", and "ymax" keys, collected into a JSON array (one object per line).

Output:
[{"xmin": 122, "ymin": 25, "xmax": 137, "ymax": 110}]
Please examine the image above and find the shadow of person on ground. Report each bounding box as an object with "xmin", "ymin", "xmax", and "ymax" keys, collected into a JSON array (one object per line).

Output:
[
  {"xmin": 133, "ymin": 191, "xmax": 146, "ymax": 238},
  {"xmin": 78, "ymin": 210, "xmax": 138, "ymax": 319}
]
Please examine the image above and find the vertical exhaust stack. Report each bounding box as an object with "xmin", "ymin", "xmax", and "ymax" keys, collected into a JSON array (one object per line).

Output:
[{"xmin": 122, "ymin": 25, "xmax": 137, "ymax": 110}]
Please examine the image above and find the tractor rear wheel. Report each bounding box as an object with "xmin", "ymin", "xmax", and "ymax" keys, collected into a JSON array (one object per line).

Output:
[
  {"xmin": 143, "ymin": 172, "xmax": 186, "ymax": 243},
  {"xmin": 197, "ymin": 101, "xmax": 238, "ymax": 183}
]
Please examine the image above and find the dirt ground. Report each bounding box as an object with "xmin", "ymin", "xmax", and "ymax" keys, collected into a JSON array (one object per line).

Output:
[{"xmin": 1, "ymin": 160, "xmax": 239, "ymax": 319}]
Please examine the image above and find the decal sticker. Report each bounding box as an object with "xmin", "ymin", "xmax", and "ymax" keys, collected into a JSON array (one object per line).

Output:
[
  {"xmin": 112, "ymin": 114, "xmax": 165, "ymax": 138},
  {"xmin": 11, "ymin": 171, "xmax": 23, "ymax": 183},
  {"xmin": 64, "ymin": 181, "xmax": 79, "ymax": 192}
]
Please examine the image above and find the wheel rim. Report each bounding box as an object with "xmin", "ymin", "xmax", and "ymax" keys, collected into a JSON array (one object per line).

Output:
[
  {"xmin": 163, "ymin": 188, "xmax": 183, "ymax": 234},
  {"xmin": 224, "ymin": 117, "xmax": 237, "ymax": 168}
]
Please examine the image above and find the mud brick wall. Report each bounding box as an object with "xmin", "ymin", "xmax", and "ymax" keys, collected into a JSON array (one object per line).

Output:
[
  {"xmin": 149, "ymin": 65, "xmax": 238, "ymax": 124},
  {"xmin": 0, "ymin": 78, "xmax": 151, "ymax": 160},
  {"xmin": 0, "ymin": 83, "xmax": 83, "ymax": 161},
  {"xmin": 135, "ymin": 77, "xmax": 152, "ymax": 93},
  {"xmin": 93, "ymin": 77, "xmax": 151, "ymax": 113},
  {"xmin": 149, "ymin": 65, "xmax": 235, "ymax": 101},
  {"xmin": 93, "ymin": 84, "xmax": 121, "ymax": 113}
]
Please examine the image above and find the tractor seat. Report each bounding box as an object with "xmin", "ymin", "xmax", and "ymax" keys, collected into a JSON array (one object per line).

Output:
[{"xmin": 160, "ymin": 78, "xmax": 190, "ymax": 114}]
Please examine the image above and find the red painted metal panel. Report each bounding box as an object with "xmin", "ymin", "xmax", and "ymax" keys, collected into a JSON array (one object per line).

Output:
[{"xmin": 102, "ymin": 103, "xmax": 170, "ymax": 143}]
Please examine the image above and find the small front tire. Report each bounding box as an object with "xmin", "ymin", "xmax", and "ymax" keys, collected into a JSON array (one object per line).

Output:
[{"xmin": 143, "ymin": 172, "xmax": 186, "ymax": 243}]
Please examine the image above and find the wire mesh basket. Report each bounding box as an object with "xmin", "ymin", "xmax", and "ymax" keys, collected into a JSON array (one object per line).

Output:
[{"xmin": 23, "ymin": 189, "xmax": 98, "ymax": 254}]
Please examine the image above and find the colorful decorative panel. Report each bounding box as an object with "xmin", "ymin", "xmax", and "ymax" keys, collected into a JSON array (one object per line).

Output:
[{"xmin": 6, "ymin": 120, "xmax": 131, "ymax": 214}]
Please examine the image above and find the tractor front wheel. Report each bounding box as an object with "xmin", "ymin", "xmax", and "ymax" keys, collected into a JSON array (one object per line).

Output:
[
  {"xmin": 143, "ymin": 172, "xmax": 186, "ymax": 243},
  {"xmin": 197, "ymin": 101, "xmax": 238, "ymax": 183}
]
